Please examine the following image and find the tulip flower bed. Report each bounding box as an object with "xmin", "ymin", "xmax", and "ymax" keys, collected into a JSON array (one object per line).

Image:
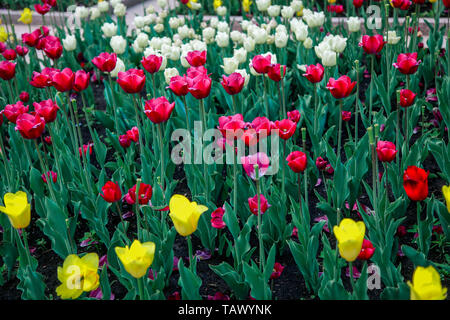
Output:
[{"xmin": 0, "ymin": 0, "xmax": 449, "ymax": 302}]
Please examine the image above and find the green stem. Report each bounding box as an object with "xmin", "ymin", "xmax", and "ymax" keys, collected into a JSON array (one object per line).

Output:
[
  {"xmin": 187, "ymin": 235, "xmax": 194, "ymax": 272},
  {"xmin": 137, "ymin": 277, "xmax": 145, "ymax": 300},
  {"xmin": 337, "ymin": 99, "xmax": 343, "ymax": 160},
  {"xmin": 157, "ymin": 123, "xmax": 165, "ymax": 193},
  {"xmin": 369, "ymin": 56, "xmax": 374, "ymax": 124},
  {"xmin": 115, "ymin": 202, "xmax": 129, "ymax": 245},
  {"xmin": 199, "ymin": 99, "xmax": 209, "ymax": 204},
  {"xmin": 108, "ymin": 74, "xmax": 120, "ymax": 134},
  {"xmin": 183, "ymin": 95, "xmax": 190, "ymax": 133},
  {"xmin": 262, "ymin": 76, "xmax": 269, "ymax": 118}
]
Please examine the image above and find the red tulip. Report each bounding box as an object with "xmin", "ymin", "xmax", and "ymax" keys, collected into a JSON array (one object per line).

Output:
[
  {"xmin": 19, "ymin": 91, "xmax": 30, "ymax": 103},
  {"xmin": 117, "ymin": 69, "xmax": 146, "ymax": 94},
  {"xmin": 393, "ymin": 53, "xmax": 421, "ymax": 75},
  {"xmin": 144, "ymin": 97, "xmax": 175, "ymax": 124},
  {"xmin": 30, "ymin": 68, "xmax": 58, "ymax": 88},
  {"xmin": 251, "ymin": 54, "xmax": 272, "ymax": 74},
  {"xmin": 303, "ymin": 63, "xmax": 324, "ymax": 84},
  {"xmin": 186, "ymin": 50, "xmax": 207, "ymax": 67},
  {"xmin": 44, "ymin": 135, "xmax": 52, "ymax": 145},
  {"xmin": 119, "ymin": 134, "xmax": 132, "ymax": 148},
  {"xmin": 73, "ymin": 70, "xmax": 90, "ymax": 92},
  {"xmin": 325, "ymin": 163, "xmax": 334, "ymax": 174},
  {"xmin": 403, "ymin": 166, "xmax": 429, "ymax": 201},
  {"xmin": 444, "ymin": 0, "xmax": 450, "ymax": 8},
  {"xmin": 376, "ymin": 141, "xmax": 397, "ymax": 162},
  {"xmin": 43, "ymin": 36, "xmax": 63, "ymax": 60},
  {"xmin": 79, "ymin": 143, "xmax": 94, "ymax": 157},
  {"xmin": 274, "ymin": 119, "xmax": 296, "ymax": 140},
  {"xmin": 241, "ymin": 129, "xmax": 258, "ymax": 147},
  {"xmin": 2, "ymin": 101, "xmax": 29, "ymax": 123},
  {"xmin": 326, "ymin": 75, "xmax": 356, "ymax": 99},
  {"xmin": 0, "ymin": 42, "xmax": 6, "ymax": 53},
  {"xmin": 43, "ymin": 0, "xmax": 57, "ymax": 7},
  {"xmin": 241, "ymin": 152, "xmax": 270, "ymax": 180},
  {"xmin": 16, "ymin": 45, "xmax": 29, "ymax": 57},
  {"xmin": 399, "ymin": 89, "xmax": 416, "ymax": 107},
  {"xmin": 168, "ymin": 75, "xmax": 189, "ymax": 96},
  {"xmin": 270, "ymin": 262, "xmax": 285, "ymax": 280},
  {"xmin": 327, "ymin": 5, "xmax": 344, "ymax": 13},
  {"xmin": 141, "ymin": 55, "xmax": 163, "ymax": 74},
  {"xmin": 188, "ymin": 73, "xmax": 212, "ymax": 99},
  {"xmin": 287, "ymin": 110, "xmax": 301, "ymax": 123},
  {"xmin": 251, "ymin": 116, "xmax": 273, "ymax": 136},
  {"xmin": 248, "ymin": 194, "xmax": 270, "ymax": 215},
  {"xmin": 358, "ymin": 239, "xmax": 375, "ymax": 260},
  {"xmin": 267, "ymin": 64, "xmax": 286, "ymax": 82},
  {"xmin": 286, "ymin": 151, "xmax": 307, "ymax": 173},
  {"xmin": 211, "ymin": 207, "xmax": 226, "ymax": 229},
  {"xmin": 15, "ymin": 113, "xmax": 46, "ymax": 139},
  {"xmin": 218, "ymin": 114, "xmax": 245, "ymax": 139},
  {"xmin": 2, "ymin": 49, "xmax": 17, "ymax": 60},
  {"xmin": 92, "ymin": 52, "xmax": 117, "ymax": 73},
  {"xmin": 22, "ymin": 30, "xmax": 41, "ymax": 47},
  {"xmin": 52, "ymin": 68, "xmax": 74, "ymax": 92},
  {"xmin": 0, "ymin": 60, "xmax": 16, "ymax": 80},
  {"xmin": 342, "ymin": 111, "xmax": 352, "ymax": 122},
  {"xmin": 100, "ymin": 181, "xmax": 122, "ymax": 203},
  {"xmin": 126, "ymin": 126, "xmax": 139, "ymax": 142},
  {"xmin": 35, "ymin": 3, "xmax": 52, "ymax": 15},
  {"xmin": 42, "ymin": 171, "xmax": 57, "ymax": 184},
  {"xmin": 124, "ymin": 183, "xmax": 153, "ymax": 205},
  {"xmin": 359, "ymin": 35, "xmax": 385, "ymax": 54},
  {"xmin": 221, "ymin": 72, "xmax": 245, "ymax": 95},
  {"xmin": 34, "ymin": 99, "xmax": 60, "ymax": 123},
  {"xmin": 315, "ymin": 157, "xmax": 328, "ymax": 170},
  {"xmin": 186, "ymin": 66, "xmax": 208, "ymax": 79}
]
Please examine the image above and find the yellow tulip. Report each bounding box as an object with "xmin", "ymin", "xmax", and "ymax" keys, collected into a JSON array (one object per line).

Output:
[
  {"xmin": 18, "ymin": 8, "xmax": 33, "ymax": 25},
  {"xmin": 442, "ymin": 185, "xmax": 450, "ymax": 213},
  {"xmin": 56, "ymin": 253, "xmax": 100, "ymax": 299},
  {"xmin": 214, "ymin": 0, "xmax": 222, "ymax": 10},
  {"xmin": 408, "ymin": 265, "xmax": 447, "ymax": 300},
  {"xmin": 115, "ymin": 239, "xmax": 155, "ymax": 278},
  {"xmin": 328, "ymin": 0, "xmax": 337, "ymax": 3},
  {"xmin": 243, "ymin": 0, "xmax": 252, "ymax": 12},
  {"xmin": 169, "ymin": 194, "xmax": 208, "ymax": 237},
  {"xmin": 333, "ymin": 218, "xmax": 366, "ymax": 262},
  {"xmin": 0, "ymin": 27, "xmax": 8, "ymax": 43},
  {"xmin": 0, "ymin": 191, "xmax": 31, "ymax": 229},
  {"xmin": 429, "ymin": 0, "xmax": 437, "ymax": 3},
  {"xmin": 187, "ymin": 0, "xmax": 198, "ymax": 9}
]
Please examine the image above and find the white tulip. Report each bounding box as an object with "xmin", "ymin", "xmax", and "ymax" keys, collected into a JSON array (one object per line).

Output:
[
  {"xmin": 98, "ymin": 1, "xmax": 109, "ymax": 13},
  {"xmin": 62, "ymin": 35, "xmax": 77, "ymax": 51},
  {"xmin": 110, "ymin": 57, "xmax": 125, "ymax": 78},
  {"xmin": 136, "ymin": 33, "xmax": 149, "ymax": 48},
  {"xmin": 154, "ymin": 24, "xmax": 164, "ymax": 33},
  {"xmin": 217, "ymin": 6, "xmax": 227, "ymax": 16},
  {"xmin": 217, "ymin": 21, "xmax": 230, "ymax": 33},
  {"xmin": 321, "ymin": 50, "xmax": 336, "ymax": 67},
  {"xmin": 241, "ymin": 20, "xmax": 252, "ymax": 31},
  {"xmin": 75, "ymin": 6, "xmax": 89, "ymax": 19},
  {"xmin": 90, "ymin": 8, "xmax": 101, "ymax": 20},
  {"xmin": 230, "ymin": 31, "xmax": 243, "ymax": 43},
  {"xmin": 132, "ymin": 40, "xmax": 143, "ymax": 53},
  {"xmin": 177, "ymin": 25, "xmax": 190, "ymax": 39},
  {"xmin": 222, "ymin": 57, "xmax": 239, "ymax": 74},
  {"xmin": 256, "ymin": 0, "xmax": 271, "ymax": 12},
  {"xmin": 157, "ymin": 0, "xmax": 167, "ymax": 9},
  {"xmin": 110, "ymin": 35, "xmax": 127, "ymax": 55},
  {"xmin": 113, "ymin": 3, "xmax": 126, "ymax": 17},
  {"xmin": 291, "ymin": 0, "xmax": 303, "ymax": 12},
  {"xmin": 146, "ymin": 5, "xmax": 155, "ymax": 14},
  {"xmin": 387, "ymin": 30, "xmax": 401, "ymax": 45},
  {"xmin": 233, "ymin": 47, "xmax": 247, "ymax": 64},
  {"xmin": 330, "ymin": 35, "xmax": 347, "ymax": 53},
  {"xmin": 281, "ymin": 6, "xmax": 295, "ymax": 19},
  {"xmin": 180, "ymin": 51, "xmax": 191, "ymax": 68},
  {"xmin": 190, "ymin": 39, "xmax": 207, "ymax": 51},
  {"xmin": 209, "ymin": 17, "xmax": 219, "ymax": 28},
  {"xmin": 346, "ymin": 17, "xmax": 361, "ymax": 33},
  {"xmin": 267, "ymin": 5, "xmax": 280, "ymax": 17},
  {"xmin": 275, "ymin": 32, "xmax": 288, "ymax": 48},
  {"xmin": 168, "ymin": 46, "xmax": 181, "ymax": 61},
  {"xmin": 202, "ymin": 27, "xmax": 216, "ymax": 43},
  {"xmin": 190, "ymin": 2, "xmax": 201, "ymax": 10},
  {"xmin": 267, "ymin": 35, "xmax": 275, "ymax": 45},
  {"xmin": 303, "ymin": 37, "xmax": 313, "ymax": 49},
  {"xmin": 243, "ymin": 36, "xmax": 256, "ymax": 52},
  {"xmin": 215, "ymin": 32, "xmax": 229, "ymax": 48},
  {"xmin": 297, "ymin": 64, "xmax": 307, "ymax": 72},
  {"xmin": 235, "ymin": 69, "xmax": 250, "ymax": 86},
  {"xmin": 110, "ymin": 0, "xmax": 122, "ymax": 7},
  {"xmin": 253, "ymin": 28, "xmax": 268, "ymax": 45},
  {"xmin": 150, "ymin": 37, "xmax": 162, "ymax": 50},
  {"xmin": 303, "ymin": 10, "xmax": 325, "ymax": 28},
  {"xmin": 169, "ymin": 17, "xmax": 179, "ymax": 29},
  {"xmin": 293, "ymin": 24, "xmax": 308, "ymax": 41},
  {"xmin": 164, "ymin": 68, "xmax": 179, "ymax": 84},
  {"xmin": 314, "ymin": 41, "xmax": 330, "ymax": 58},
  {"xmin": 101, "ymin": 22, "xmax": 117, "ymax": 38}
]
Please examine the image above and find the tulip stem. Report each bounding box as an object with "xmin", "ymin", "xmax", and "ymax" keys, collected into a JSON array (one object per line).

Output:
[
  {"xmin": 0, "ymin": 133, "xmax": 12, "ymax": 191},
  {"xmin": 137, "ymin": 277, "xmax": 145, "ymax": 300},
  {"xmin": 115, "ymin": 202, "xmax": 129, "ymax": 245},
  {"xmin": 369, "ymin": 55, "xmax": 374, "ymax": 125},
  {"xmin": 151, "ymin": 74, "xmax": 157, "ymax": 98},
  {"xmin": 187, "ymin": 235, "xmax": 194, "ymax": 272},
  {"xmin": 349, "ymin": 262, "xmax": 355, "ymax": 292},
  {"xmin": 199, "ymin": 99, "xmax": 209, "ymax": 204},
  {"xmin": 183, "ymin": 95, "xmax": 190, "ymax": 133},
  {"xmin": 135, "ymin": 179, "xmax": 143, "ymax": 238},
  {"xmin": 157, "ymin": 123, "xmax": 165, "ymax": 193},
  {"xmin": 277, "ymin": 82, "xmax": 283, "ymax": 119},
  {"xmin": 314, "ymin": 83, "xmax": 318, "ymax": 134},
  {"xmin": 233, "ymin": 150, "xmax": 237, "ymax": 220},
  {"xmin": 232, "ymin": 94, "xmax": 237, "ymax": 114},
  {"xmin": 281, "ymin": 140, "xmax": 286, "ymax": 200},
  {"xmin": 405, "ymin": 76, "xmax": 410, "ymax": 155},
  {"xmin": 108, "ymin": 74, "xmax": 120, "ymax": 135},
  {"xmin": 132, "ymin": 94, "xmax": 145, "ymax": 172},
  {"xmin": 34, "ymin": 139, "xmax": 57, "ymax": 203},
  {"xmin": 281, "ymin": 77, "xmax": 286, "ymax": 117},
  {"xmin": 354, "ymin": 61, "xmax": 360, "ymax": 160},
  {"xmin": 255, "ymin": 167, "xmax": 265, "ymax": 275},
  {"xmin": 297, "ymin": 172, "xmax": 303, "ymax": 226},
  {"xmin": 337, "ymin": 99, "xmax": 343, "ymax": 160},
  {"xmin": 262, "ymin": 76, "xmax": 269, "ymax": 118}
]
